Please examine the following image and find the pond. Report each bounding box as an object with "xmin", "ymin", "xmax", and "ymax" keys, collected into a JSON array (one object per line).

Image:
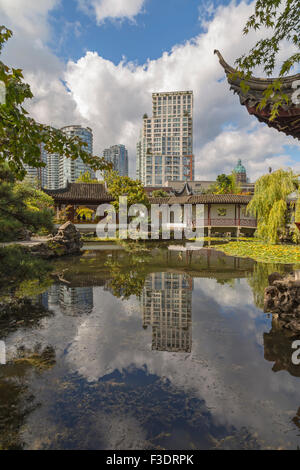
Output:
[{"xmin": 1, "ymin": 244, "xmax": 300, "ymax": 450}]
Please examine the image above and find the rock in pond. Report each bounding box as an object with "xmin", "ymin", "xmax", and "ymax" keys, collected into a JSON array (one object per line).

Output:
[{"xmin": 26, "ymin": 222, "xmax": 83, "ymax": 258}]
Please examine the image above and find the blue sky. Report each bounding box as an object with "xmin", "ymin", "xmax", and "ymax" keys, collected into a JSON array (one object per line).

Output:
[
  {"xmin": 49, "ymin": 0, "xmax": 231, "ymax": 65},
  {"xmin": 0, "ymin": 0, "xmax": 299, "ymax": 179}
]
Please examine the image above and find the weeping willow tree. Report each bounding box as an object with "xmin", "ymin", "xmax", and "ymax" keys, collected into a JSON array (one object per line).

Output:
[
  {"xmin": 292, "ymin": 197, "xmax": 300, "ymax": 243},
  {"xmin": 247, "ymin": 169, "xmax": 299, "ymax": 244}
]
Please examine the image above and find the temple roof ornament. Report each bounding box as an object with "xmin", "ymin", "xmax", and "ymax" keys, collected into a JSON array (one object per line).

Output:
[
  {"xmin": 214, "ymin": 50, "xmax": 300, "ymax": 141},
  {"xmin": 174, "ymin": 181, "xmax": 194, "ymax": 196}
]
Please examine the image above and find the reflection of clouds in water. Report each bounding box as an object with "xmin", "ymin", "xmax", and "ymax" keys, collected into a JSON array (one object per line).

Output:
[
  {"xmin": 64, "ymin": 280, "xmax": 300, "ymax": 449},
  {"xmin": 22, "ymin": 403, "xmax": 149, "ymax": 450},
  {"xmin": 194, "ymin": 278, "xmax": 253, "ymax": 309},
  {"xmin": 5, "ymin": 276, "xmax": 300, "ymax": 449},
  {"xmin": 67, "ymin": 287, "xmax": 151, "ymax": 380}
]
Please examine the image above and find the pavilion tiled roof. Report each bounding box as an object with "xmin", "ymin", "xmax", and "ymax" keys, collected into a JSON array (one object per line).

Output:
[
  {"xmin": 149, "ymin": 194, "xmax": 252, "ymax": 204},
  {"xmin": 144, "ymin": 186, "xmax": 173, "ymax": 194},
  {"xmin": 44, "ymin": 183, "xmax": 252, "ymax": 205},
  {"xmin": 43, "ymin": 183, "xmax": 114, "ymax": 202},
  {"xmin": 214, "ymin": 50, "xmax": 300, "ymax": 141}
]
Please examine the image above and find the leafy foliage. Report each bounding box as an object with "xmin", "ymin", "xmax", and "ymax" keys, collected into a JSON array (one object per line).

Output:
[
  {"xmin": 0, "ymin": 164, "xmax": 54, "ymax": 241},
  {"xmin": 235, "ymin": 0, "xmax": 300, "ymax": 120},
  {"xmin": 0, "ymin": 26, "xmax": 111, "ymax": 179},
  {"xmin": 76, "ymin": 206, "xmax": 95, "ymax": 221},
  {"xmin": 292, "ymin": 196, "xmax": 300, "ymax": 243},
  {"xmin": 54, "ymin": 204, "xmax": 73, "ymax": 224},
  {"xmin": 105, "ymin": 170, "xmax": 149, "ymax": 212},
  {"xmin": 152, "ymin": 190, "xmax": 169, "ymax": 198},
  {"xmin": 105, "ymin": 253, "xmax": 152, "ymax": 299},
  {"xmin": 75, "ymin": 171, "xmax": 101, "ymax": 183},
  {"xmin": 0, "ymin": 244, "xmax": 52, "ymax": 293},
  {"xmin": 247, "ymin": 169, "xmax": 298, "ymax": 243},
  {"xmin": 209, "ymin": 173, "xmax": 241, "ymax": 194}
]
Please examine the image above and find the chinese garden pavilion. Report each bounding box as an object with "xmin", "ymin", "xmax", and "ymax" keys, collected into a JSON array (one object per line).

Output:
[{"xmin": 43, "ymin": 182, "xmax": 113, "ymax": 222}]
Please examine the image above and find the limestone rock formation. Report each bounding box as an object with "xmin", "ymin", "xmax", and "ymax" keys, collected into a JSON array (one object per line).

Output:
[
  {"xmin": 52, "ymin": 221, "xmax": 83, "ymax": 255},
  {"xmin": 28, "ymin": 222, "xmax": 83, "ymax": 258},
  {"xmin": 264, "ymin": 272, "xmax": 300, "ymax": 315},
  {"xmin": 264, "ymin": 272, "xmax": 300, "ymax": 334}
]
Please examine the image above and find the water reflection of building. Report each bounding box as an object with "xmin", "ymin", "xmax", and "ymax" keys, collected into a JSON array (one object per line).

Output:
[
  {"xmin": 141, "ymin": 272, "xmax": 193, "ymax": 353},
  {"xmin": 47, "ymin": 284, "xmax": 94, "ymax": 315},
  {"xmin": 41, "ymin": 292, "xmax": 49, "ymax": 310}
]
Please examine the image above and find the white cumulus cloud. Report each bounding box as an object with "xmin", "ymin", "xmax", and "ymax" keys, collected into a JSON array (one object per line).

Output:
[
  {"xmin": 0, "ymin": 0, "xmax": 60, "ymax": 40},
  {"xmin": 1, "ymin": 0, "xmax": 299, "ymax": 180},
  {"xmin": 196, "ymin": 124, "xmax": 300, "ymax": 181},
  {"xmin": 78, "ymin": 0, "xmax": 145, "ymax": 23}
]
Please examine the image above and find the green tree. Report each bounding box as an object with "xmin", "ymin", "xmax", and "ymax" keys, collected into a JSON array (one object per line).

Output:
[
  {"xmin": 105, "ymin": 259, "xmax": 147, "ymax": 299},
  {"xmin": 247, "ymin": 169, "xmax": 298, "ymax": 244},
  {"xmin": 0, "ymin": 164, "xmax": 54, "ymax": 241},
  {"xmin": 235, "ymin": 0, "xmax": 300, "ymax": 119},
  {"xmin": 75, "ymin": 171, "xmax": 100, "ymax": 184},
  {"xmin": 76, "ymin": 206, "xmax": 95, "ymax": 221},
  {"xmin": 105, "ymin": 170, "xmax": 149, "ymax": 212},
  {"xmin": 211, "ymin": 173, "xmax": 240, "ymax": 194},
  {"xmin": 0, "ymin": 26, "xmax": 110, "ymax": 179},
  {"xmin": 104, "ymin": 253, "xmax": 152, "ymax": 299},
  {"xmin": 292, "ymin": 195, "xmax": 300, "ymax": 242},
  {"xmin": 295, "ymin": 196, "xmax": 300, "ymax": 223},
  {"xmin": 152, "ymin": 190, "xmax": 169, "ymax": 198}
]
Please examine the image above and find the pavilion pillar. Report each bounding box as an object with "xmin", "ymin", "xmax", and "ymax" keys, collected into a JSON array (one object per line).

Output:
[
  {"xmin": 69, "ymin": 205, "xmax": 75, "ymax": 223},
  {"xmin": 207, "ymin": 203, "xmax": 211, "ymax": 238}
]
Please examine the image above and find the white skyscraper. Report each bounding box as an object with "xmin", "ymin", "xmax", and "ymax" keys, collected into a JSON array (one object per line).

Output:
[
  {"xmin": 45, "ymin": 152, "xmax": 60, "ymax": 189},
  {"xmin": 103, "ymin": 144, "xmax": 128, "ymax": 176},
  {"xmin": 24, "ymin": 126, "xmax": 95, "ymax": 189},
  {"xmin": 136, "ymin": 91, "xmax": 194, "ymax": 186},
  {"xmin": 59, "ymin": 125, "xmax": 94, "ymax": 187},
  {"xmin": 24, "ymin": 144, "xmax": 48, "ymax": 187},
  {"xmin": 141, "ymin": 272, "xmax": 193, "ymax": 353}
]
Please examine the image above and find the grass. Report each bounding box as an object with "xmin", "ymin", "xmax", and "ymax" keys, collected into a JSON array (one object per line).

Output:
[{"xmin": 213, "ymin": 240, "xmax": 300, "ymax": 264}]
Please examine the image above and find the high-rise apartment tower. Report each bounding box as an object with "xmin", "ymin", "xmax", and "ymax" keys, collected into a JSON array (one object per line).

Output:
[
  {"xmin": 59, "ymin": 125, "xmax": 94, "ymax": 187},
  {"xmin": 137, "ymin": 91, "xmax": 194, "ymax": 186},
  {"xmin": 103, "ymin": 144, "xmax": 128, "ymax": 177}
]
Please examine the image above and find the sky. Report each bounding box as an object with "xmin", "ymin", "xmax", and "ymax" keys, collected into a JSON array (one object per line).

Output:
[{"xmin": 0, "ymin": 0, "xmax": 299, "ymax": 180}]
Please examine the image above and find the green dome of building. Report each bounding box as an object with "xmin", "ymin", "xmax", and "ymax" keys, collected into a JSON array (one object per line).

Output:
[
  {"xmin": 234, "ymin": 159, "xmax": 246, "ymax": 174},
  {"xmin": 233, "ymin": 159, "xmax": 247, "ymax": 184}
]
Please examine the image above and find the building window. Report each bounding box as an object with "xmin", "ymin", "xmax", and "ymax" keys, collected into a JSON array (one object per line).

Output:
[{"xmin": 218, "ymin": 208, "xmax": 227, "ymax": 217}]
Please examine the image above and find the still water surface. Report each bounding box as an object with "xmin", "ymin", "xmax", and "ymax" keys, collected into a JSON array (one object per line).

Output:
[{"xmin": 1, "ymin": 245, "xmax": 300, "ymax": 450}]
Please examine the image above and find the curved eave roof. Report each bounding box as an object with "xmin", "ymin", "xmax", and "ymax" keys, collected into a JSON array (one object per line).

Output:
[
  {"xmin": 149, "ymin": 194, "xmax": 252, "ymax": 204},
  {"xmin": 43, "ymin": 182, "xmax": 114, "ymax": 203},
  {"xmin": 214, "ymin": 50, "xmax": 300, "ymax": 140}
]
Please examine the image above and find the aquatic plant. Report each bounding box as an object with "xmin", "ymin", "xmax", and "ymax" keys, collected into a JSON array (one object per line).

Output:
[{"xmin": 213, "ymin": 240, "xmax": 300, "ymax": 264}]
